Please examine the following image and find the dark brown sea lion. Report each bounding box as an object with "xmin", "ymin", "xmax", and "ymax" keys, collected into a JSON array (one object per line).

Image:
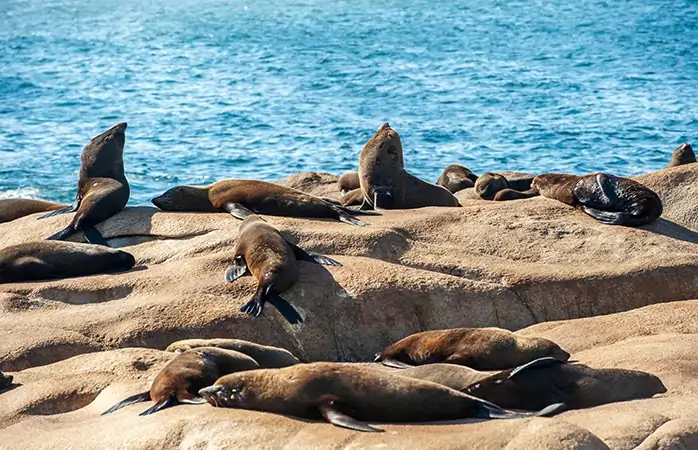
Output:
[
  {"xmin": 532, "ymin": 172, "xmax": 663, "ymax": 226},
  {"xmin": 474, "ymin": 171, "xmax": 536, "ymax": 201},
  {"xmin": 225, "ymin": 214, "xmax": 341, "ymax": 325},
  {"xmin": 339, "ymin": 188, "xmax": 364, "ymax": 207},
  {"xmin": 375, "ymin": 327, "xmax": 570, "ymax": 370},
  {"xmin": 337, "ymin": 171, "xmax": 360, "ymax": 194},
  {"xmin": 0, "ymin": 199, "xmax": 67, "ymax": 223},
  {"xmin": 0, "ymin": 371, "xmax": 13, "ymax": 392},
  {"xmin": 358, "ymin": 123, "xmax": 460, "ymax": 209},
  {"xmin": 436, "ymin": 164, "xmax": 479, "ymax": 193},
  {"xmin": 475, "ymin": 172, "xmax": 510, "ymax": 200},
  {"xmin": 165, "ymin": 338, "xmax": 300, "ymax": 368},
  {"xmin": 152, "ymin": 179, "xmax": 368, "ymax": 226},
  {"xmin": 101, "ymin": 347, "xmax": 259, "ymax": 416},
  {"xmin": 667, "ymin": 143, "xmax": 695, "ymax": 167},
  {"xmin": 0, "ymin": 241, "xmax": 135, "ymax": 283},
  {"xmin": 199, "ymin": 362, "xmax": 564, "ymax": 432},
  {"xmin": 40, "ymin": 122, "xmax": 130, "ymax": 245},
  {"xmin": 399, "ymin": 363, "xmax": 492, "ymax": 391},
  {"xmin": 465, "ymin": 357, "xmax": 667, "ymax": 410},
  {"xmin": 493, "ymin": 188, "xmax": 540, "ymax": 201}
]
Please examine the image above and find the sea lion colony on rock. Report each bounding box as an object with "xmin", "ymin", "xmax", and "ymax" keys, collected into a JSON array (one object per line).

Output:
[{"xmin": 0, "ymin": 122, "xmax": 679, "ymax": 433}]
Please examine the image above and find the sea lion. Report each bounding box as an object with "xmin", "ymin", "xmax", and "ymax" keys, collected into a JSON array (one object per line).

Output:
[
  {"xmin": 0, "ymin": 241, "xmax": 135, "ymax": 283},
  {"xmin": 165, "ymin": 338, "xmax": 300, "ymax": 368},
  {"xmin": 337, "ymin": 171, "xmax": 360, "ymax": 194},
  {"xmin": 339, "ymin": 188, "xmax": 364, "ymax": 207},
  {"xmin": 0, "ymin": 371, "xmax": 13, "ymax": 392},
  {"xmin": 475, "ymin": 172, "xmax": 510, "ymax": 200},
  {"xmin": 465, "ymin": 357, "xmax": 667, "ymax": 410},
  {"xmin": 436, "ymin": 164, "xmax": 479, "ymax": 193},
  {"xmin": 475, "ymin": 172, "xmax": 536, "ymax": 200},
  {"xmin": 667, "ymin": 143, "xmax": 695, "ymax": 167},
  {"xmin": 493, "ymin": 188, "xmax": 540, "ymax": 201},
  {"xmin": 0, "ymin": 199, "xmax": 67, "ymax": 223},
  {"xmin": 40, "ymin": 122, "xmax": 130, "ymax": 245},
  {"xmin": 375, "ymin": 327, "xmax": 570, "ymax": 370},
  {"xmin": 152, "ymin": 179, "xmax": 368, "ymax": 226},
  {"xmin": 358, "ymin": 123, "xmax": 460, "ymax": 209},
  {"xmin": 532, "ymin": 172, "xmax": 663, "ymax": 226},
  {"xmin": 199, "ymin": 362, "xmax": 564, "ymax": 432},
  {"xmin": 101, "ymin": 347, "xmax": 259, "ymax": 416},
  {"xmin": 399, "ymin": 363, "xmax": 492, "ymax": 391},
  {"xmin": 225, "ymin": 214, "xmax": 341, "ymax": 325}
]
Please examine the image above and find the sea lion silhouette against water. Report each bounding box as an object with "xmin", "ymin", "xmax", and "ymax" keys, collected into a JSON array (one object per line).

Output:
[
  {"xmin": 166, "ymin": 338, "xmax": 300, "ymax": 368},
  {"xmin": 0, "ymin": 199, "xmax": 67, "ymax": 223},
  {"xmin": 199, "ymin": 362, "xmax": 565, "ymax": 432},
  {"xmin": 667, "ymin": 143, "xmax": 695, "ymax": 167},
  {"xmin": 225, "ymin": 214, "xmax": 341, "ymax": 325},
  {"xmin": 436, "ymin": 164, "xmax": 479, "ymax": 193},
  {"xmin": 532, "ymin": 172, "xmax": 663, "ymax": 226}
]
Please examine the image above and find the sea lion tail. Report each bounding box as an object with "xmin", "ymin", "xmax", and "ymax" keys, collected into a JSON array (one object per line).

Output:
[
  {"xmin": 581, "ymin": 207, "xmax": 658, "ymax": 226},
  {"xmin": 101, "ymin": 391, "xmax": 150, "ymax": 415},
  {"xmin": 333, "ymin": 207, "xmax": 368, "ymax": 226},
  {"xmin": 139, "ymin": 395, "xmax": 178, "ymax": 416}
]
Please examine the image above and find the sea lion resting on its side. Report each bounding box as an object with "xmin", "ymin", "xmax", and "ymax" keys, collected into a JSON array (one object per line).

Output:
[
  {"xmin": 166, "ymin": 338, "xmax": 300, "ymax": 368},
  {"xmin": 475, "ymin": 172, "xmax": 539, "ymax": 201},
  {"xmin": 0, "ymin": 198, "xmax": 67, "ymax": 223}
]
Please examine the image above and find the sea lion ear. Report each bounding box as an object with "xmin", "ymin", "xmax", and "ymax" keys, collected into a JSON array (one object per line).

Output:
[{"xmin": 317, "ymin": 398, "xmax": 383, "ymax": 433}]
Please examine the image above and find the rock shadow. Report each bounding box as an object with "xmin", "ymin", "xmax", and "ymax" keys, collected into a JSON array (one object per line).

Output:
[{"xmin": 642, "ymin": 218, "xmax": 698, "ymax": 244}]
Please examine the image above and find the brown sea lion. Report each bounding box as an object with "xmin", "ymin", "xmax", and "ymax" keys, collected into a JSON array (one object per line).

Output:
[
  {"xmin": 225, "ymin": 214, "xmax": 341, "ymax": 325},
  {"xmin": 199, "ymin": 362, "xmax": 564, "ymax": 432},
  {"xmin": 493, "ymin": 188, "xmax": 540, "ymax": 201},
  {"xmin": 152, "ymin": 179, "xmax": 368, "ymax": 226},
  {"xmin": 465, "ymin": 357, "xmax": 667, "ymax": 410},
  {"xmin": 399, "ymin": 363, "xmax": 492, "ymax": 391},
  {"xmin": 436, "ymin": 164, "xmax": 479, "ymax": 193},
  {"xmin": 475, "ymin": 172, "xmax": 510, "ymax": 200},
  {"xmin": 532, "ymin": 172, "xmax": 663, "ymax": 226},
  {"xmin": 0, "ymin": 371, "xmax": 13, "ymax": 392},
  {"xmin": 40, "ymin": 122, "xmax": 130, "ymax": 246},
  {"xmin": 101, "ymin": 347, "xmax": 259, "ymax": 416},
  {"xmin": 667, "ymin": 143, "xmax": 695, "ymax": 167},
  {"xmin": 0, "ymin": 199, "xmax": 67, "ymax": 223},
  {"xmin": 337, "ymin": 171, "xmax": 360, "ymax": 194},
  {"xmin": 339, "ymin": 188, "xmax": 364, "ymax": 207},
  {"xmin": 498, "ymin": 171, "xmax": 535, "ymax": 191},
  {"xmin": 475, "ymin": 172, "xmax": 536, "ymax": 200},
  {"xmin": 0, "ymin": 241, "xmax": 135, "ymax": 283},
  {"xmin": 358, "ymin": 123, "xmax": 460, "ymax": 209},
  {"xmin": 375, "ymin": 327, "xmax": 570, "ymax": 370},
  {"xmin": 165, "ymin": 338, "xmax": 300, "ymax": 368}
]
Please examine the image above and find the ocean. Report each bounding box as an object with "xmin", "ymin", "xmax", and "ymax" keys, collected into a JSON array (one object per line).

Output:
[{"xmin": 1, "ymin": 0, "xmax": 696, "ymax": 204}]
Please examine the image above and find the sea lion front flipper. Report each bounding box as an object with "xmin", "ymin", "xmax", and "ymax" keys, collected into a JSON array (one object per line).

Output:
[
  {"xmin": 474, "ymin": 401, "xmax": 566, "ymax": 419},
  {"xmin": 139, "ymin": 395, "xmax": 177, "ymax": 416},
  {"xmin": 179, "ymin": 397, "xmax": 207, "ymax": 405},
  {"xmin": 81, "ymin": 225, "xmax": 110, "ymax": 246},
  {"xmin": 287, "ymin": 242, "xmax": 342, "ymax": 267},
  {"xmin": 318, "ymin": 400, "xmax": 383, "ymax": 432},
  {"xmin": 223, "ymin": 202, "xmax": 255, "ymax": 220},
  {"xmin": 580, "ymin": 206, "xmax": 628, "ymax": 226},
  {"xmin": 225, "ymin": 257, "xmax": 250, "ymax": 282},
  {"xmin": 46, "ymin": 223, "xmax": 76, "ymax": 242},
  {"xmin": 101, "ymin": 391, "xmax": 150, "ymax": 415},
  {"xmin": 240, "ymin": 287, "xmax": 303, "ymax": 325},
  {"xmin": 379, "ymin": 358, "xmax": 414, "ymax": 369},
  {"xmin": 508, "ymin": 357, "xmax": 565, "ymax": 378}
]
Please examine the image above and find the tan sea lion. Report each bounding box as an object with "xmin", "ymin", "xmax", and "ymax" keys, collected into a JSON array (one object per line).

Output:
[
  {"xmin": 165, "ymin": 338, "xmax": 300, "ymax": 368},
  {"xmin": 667, "ymin": 143, "xmax": 695, "ymax": 167},
  {"xmin": 199, "ymin": 362, "xmax": 564, "ymax": 432},
  {"xmin": 532, "ymin": 172, "xmax": 663, "ymax": 226},
  {"xmin": 101, "ymin": 347, "xmax": 259, "ymax": 416},
  {"xmin": 375, "ymin": 327, "xmax": 570, "ymax": 370},
  {"xmin": 152, "ymin": 179, "xmax": 368, "ymax": 226},
  {"xmin": 0, "ymin": 198, "xmax": 67, "ymax": 223},
  {"xmin": 40, "ymin": 122, "xmax": 130, "ymax": 245},
  {"xmin": 226, "ymin": 214, "xmax": 341, "ymax": 325},
  {"xmin": 436, "ymin": 164, "xmax": 479, "ymax": 193},
  {"xmin": 358, "ymin": 123, "xmax": 460, "ymax": 209},
  {"xmin": 465, "ymin": 357, "xmax": 667, "ymax": 410},
  {"xmin": 339, "ymin": 187, "xmax": 364, "ymax": 207},
  {"xmin": 337, "ymin": 171, "xmax": 360, "ymax": 194},
  {"xmin": 399, "ymin": 363, "xmax": 492, "ymax": 391},
  {"xmin": 0, "ymin": 241, "xmax": 135, "ymax": 283}
]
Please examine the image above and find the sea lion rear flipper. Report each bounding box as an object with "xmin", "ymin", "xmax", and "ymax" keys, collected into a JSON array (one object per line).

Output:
[
  {"xmin": 223, "ymin": 202, "xmax": 255, "ymax": 220},
  {"xmin": 225, "ymin": 257, "xmax": 250, "ymax": 282},
  {"xmin": 581, "ymin": 207, "xmax": 631, "ymax": 226},
  {"xmin": 139, "ymin": 395, "xmax": 178, "ymax": 416},
  {"xmin": 240, "ymin": 288, "xmax": 303, "ymax": 325},
  {"xmin": 287, "ymin": 242, "xmax": 342, "ymax": 267},
  {"xmin": 508, "ymin": 357, "xmax": 565, "ymax": 378},
  {"xmin": 179, "ymin": 396, "xmax": 207, "ymax": 405},
  {"xmin": 474, "ymin": 401, "xmax": 566, "ymax": 419},
  {"xmin": 37, "ymin": 200, "xmax": 78, "ymax": 220},
  {"xmin": 101, "ymin": 391, "xmax": 150, "ymax": 415},
  {"xmin": 379, "ymin": 358, "xmax": 414, "ymax": 369},
  {"xmin": 332, "ymin": 206, "xmax": 368, "ymax": 227},
  {"xmin": 81, "ymin": 225, "xmax": 110, "ymax": 246},
  {"xmin": 46, "ymin": 224, "xmax": 76, "ymax": 242},
  {"xmin": 318, "ymin": 400, "xmax": 383, "ymax": 432}
]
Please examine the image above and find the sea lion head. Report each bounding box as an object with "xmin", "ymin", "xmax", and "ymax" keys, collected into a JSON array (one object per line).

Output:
[
  {"xmin": 524, "ymin": 336, "xmax": 570, "ymax": 362},
  {"xmin": 474, "ymin": 172, "xmax": 510, "ymax": 200},
  {"xmin": 361, "ymin": 123, "xmax": 404, "ymax": 168},
  {"xmin": 151, "ymin": 186, "xmax": 216, "ymax": 212},
  {"xmin": 199, "ymin": 372, "xmax": 259, "ymax": 408},
  {"xmin": 111, "ymin": 250, "xmax": 136, "ymax": 271}
]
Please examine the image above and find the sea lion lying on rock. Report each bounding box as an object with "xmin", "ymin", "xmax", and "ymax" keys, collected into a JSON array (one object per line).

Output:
[
  {"xmin": 436, "ymin": 164, "xmax": 479, "ymax": 193},
  {"xmin": 475, "ymin": 172, "xmax": 538, "ymax": 201},
  {"xmin": 166, "ymin": 338, "xmax": 300, "ymax": 368},
  {"xmin": 0, "ymin": 198, "xmax": 67, "ymax": 223}
]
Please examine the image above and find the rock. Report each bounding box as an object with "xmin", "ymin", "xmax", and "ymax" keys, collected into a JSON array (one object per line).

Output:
[{"xmin": 275, "ymin": 171, "xmax": 341, "ymax": 199}]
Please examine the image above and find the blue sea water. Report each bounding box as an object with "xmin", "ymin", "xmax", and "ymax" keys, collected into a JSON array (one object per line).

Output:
[{"xmin": 1, "ymin": 0, "xmax": 696, "ymax": 205}]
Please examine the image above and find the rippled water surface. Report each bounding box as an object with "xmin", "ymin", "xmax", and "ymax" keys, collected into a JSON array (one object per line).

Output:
[{"xmin": 1, "ymin": 0, "xmax": 696, "ymax": 204}]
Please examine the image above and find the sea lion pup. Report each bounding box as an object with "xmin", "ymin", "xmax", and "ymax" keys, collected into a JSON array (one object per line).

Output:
[
  {"xmin": 358, "ymin": 123, "xmax": 460, "ymax": 209},
  {"xmin": 199, "ymin": 362, "xmax": 565, "ymax": 432},
  {"xmin": 0, "ymin": 198, "xmax": 67, "ymax": 223},
  {"xmin": 165, "ymin": 338, "xmax": 300, "ymax": 368},
  {"xmin": 436, "ymin": 164, "xmax": 479, "ymax": 193},
  {"xmin": 152, "ymin": 179, "xmax": 368, "ymax": 226},
  {"xmin": 374, "ymin": 327, "xmax": 570, "ymax": 370},
  {"xmin": 337, "ymin": 171, "xmax": 360, "ymax": 194},
  {"xmin": 339, "ymin": 188, "xmax": 364, "ymax": 207},
  {"xmin": 0, "ymin": 371, "xmax": 13, "ymax": 392},
  {"xmin": 0, "ymin": 241, "xmax": 135, "ymax": 283},
  {"xmin": 465, "ymin": 357, "xmax": 667, "ymax": 411},
  {"xmin": 475, "ymin": 172, "xmax": 511, "ymax": 200},
  {"xmin": 667, "ymin": 143, "xmax": 695, "ymax": 167},
  {"xmin": 399, "ymin": 363, "xmax": 492, "ymax": 391},
  {"xmin": 532, "ymin": 172, "xmax": 663, "ymax": 226},
  {"xmin": 101, "ymin": 347, "xmax": 259, "ymax": 416},
  {"xmin": 475, "ymin": 172, "xmax": 536, "ymax": 201},
  {"xmin": 226, "ymin": 214, "xmax": 341, "ymax": 325},
  {"xmin": 40, "ymin": 122, "xmax": 130, "ymax": 245},
  {"xmin": 493, "ymin": 188, "xmax": 540, "ymax": 201}
]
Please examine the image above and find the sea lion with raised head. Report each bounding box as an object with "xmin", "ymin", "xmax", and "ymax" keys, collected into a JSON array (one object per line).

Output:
[
  {"xmin": 40, "ymin": 122, "xmax": 130, "ymax": 245},
  {"xmin": 101, "ymin": 347, "xmax": 259, "ymax": 416},
  {"xmin": 199, "ymin": 362, "xmax": 564, "ymax": 432},
  {"xmin": 667, "ymin": 143, "xmax": 695, "ymax": 167},
  {"xmin": 337, "ymin": 171, "xmax": 360, "ymax": 194},
  {"xmin": 165, "ymin": 338, "xmax": 300, "ymax": 368},
  {"xmin": 465, "ymin": 357, "xmax": 667, "ymax": 410},
  {"xmin": 152, "ymin": 179, "xmax": 368, "ymax": 226},
  {"xmin": 225, "ymin": 214, "xmax": 341, "ymax": 325},
  {"xmin": 436, "ymin": 164, "xmax": 479, "ymax": 193},
  {"xmin": 375, "ymin": 327, "xmax": 570, "ymax": 370},
  {"xmin": 0, "ymin": 241, "xmax": 135, "ymax": 283},
  {"xmin": 532, "ymin": 172, "xmax": 663, "ymax": 226},
  {"xmin": 358, "ymin": 123, "xmax": 460, "ymax": 209},
  {"xmin": 0, "ymin": 199, "xmax": 67, "ymax": 223}
]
